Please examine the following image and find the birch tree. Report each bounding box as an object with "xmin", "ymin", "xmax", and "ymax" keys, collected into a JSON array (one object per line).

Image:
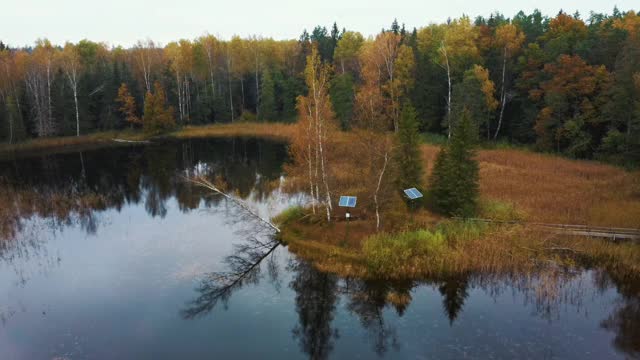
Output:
[
  {"xmin": 493, "ymin": 23, "xmax": 525, "ymax": 139},
  {"xmin": 436, "ymin": 17, "xmax": 479, "ymax": 138},
  {"xmin": 291, "ymin": 47, "xmax": 337, "ymax": 221},
  {"xmin": 59, "ymin": 43, "xmax": 83, "ymax": 136},
  {"xmin": 132, "ymin": 40, "xmax": 161, "ymax": 94},
  {"xmin": 249, "ymin": 36, "xmax": 263, "ymax": 119},
  {"xmin": 25, "ymin": 39, "xmax": 56, "ymax": 137},
  {"xmin": 165, "ymin": 40, "xmax": 194, "ymax": 124},
  {"xmin": 198, "ymin": 34, "xmax": 219, "ymax": 100},
  {"xmin": 354, "ymin": 42, "xmax": 398, "ymax": 230}
]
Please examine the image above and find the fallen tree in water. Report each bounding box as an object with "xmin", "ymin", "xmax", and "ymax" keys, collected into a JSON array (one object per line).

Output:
[{"xmin": 186, "ymin": 176, "xmax": 281, "ymax": 233}]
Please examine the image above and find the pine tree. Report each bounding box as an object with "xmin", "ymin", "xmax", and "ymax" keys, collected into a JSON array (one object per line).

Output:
[
  {"xmin": 395, "ymin": 102, "xmax": 425, "ymax": 205},
  {"xmin": 259, "ymin": 68, "xmax": 276, "ymax": 121},
  {"xmin": 329, "ymin": 73, "xmax": 354, "ymax": 130},
  {"xmin": 428, "ymin": 108, "xmax": 479, "ymax": 217}
]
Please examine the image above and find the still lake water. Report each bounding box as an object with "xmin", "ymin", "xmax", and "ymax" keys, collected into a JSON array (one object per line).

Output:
[{"xmin": 0, "ymin": 138, "xmax": 638, "ymax": 360}]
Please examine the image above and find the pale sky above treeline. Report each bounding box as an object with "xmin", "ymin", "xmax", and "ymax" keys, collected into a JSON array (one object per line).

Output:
[{"xmin": 2, "ymin": 0, "xmax": 637, "ymax": 47}]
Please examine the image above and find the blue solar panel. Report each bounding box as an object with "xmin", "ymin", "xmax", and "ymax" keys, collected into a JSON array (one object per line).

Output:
[
  {"xmin": 347, "ymin": 197, "xmax": 357, "ymax": 207},
  {"xmin": 404, "ymin": 188, "xmax": 423, "ymax": 200},
  {"xmin": 339, "ymin": 196, "xmax": 349, "ymax": 207},
  {"xmin": 339, "ymin": 196, "xmax": 357, "ymax": 208}
]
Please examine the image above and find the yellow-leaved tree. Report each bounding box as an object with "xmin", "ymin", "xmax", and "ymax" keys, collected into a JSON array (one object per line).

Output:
[{"xmin": 290, "ymin": 46, "xmax": 338, "ymax": 221}]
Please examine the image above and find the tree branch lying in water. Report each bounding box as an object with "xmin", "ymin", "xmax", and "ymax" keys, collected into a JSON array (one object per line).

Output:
[{"xmin": 185, "ymin": 176, "xmax": 280, "ymax": 233}]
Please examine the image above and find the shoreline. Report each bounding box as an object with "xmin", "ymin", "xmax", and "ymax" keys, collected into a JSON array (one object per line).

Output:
[{"xmin": 0, "ymin": 123, "xmax": 296, "ymax": 159}]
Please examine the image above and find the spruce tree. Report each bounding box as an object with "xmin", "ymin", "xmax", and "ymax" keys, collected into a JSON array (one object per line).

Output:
[
  {"xmin": 395, "ymin": 102, "xmax": 425, "ymax": 204},
  {"xmin": 259, "ymin": 68, "xmax": 276, "ymax": 122},
  {"xmin": 428, "ymin": 108, "xmax": 479, "ymax": 217},
  {"xmin": 329, "ymin": 73, "xmax": 355, "ymax": 130}
]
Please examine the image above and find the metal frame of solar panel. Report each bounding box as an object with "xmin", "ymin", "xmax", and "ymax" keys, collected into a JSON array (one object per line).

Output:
[
  {"xmin": 403, "ymin": 188, "xmax": 423, "ymax": 200},
  {"xmin": 338, "ymin": 196, "xmax": 357, "ymax": 208}
]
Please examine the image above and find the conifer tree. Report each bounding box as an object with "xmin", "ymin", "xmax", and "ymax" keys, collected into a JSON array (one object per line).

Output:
[
  {"xmin": 428, "ymin": 108, "xmax": 479, "ymax": 217},
  {"xmin": 395, "ymin": 102, "xmax": 425, "ymax": 205},
  {"xmin": 259, "ymin": 68, "xmax": 276, "ymax": 121},
  {"xmin": 329, "ymin": 73, "xmax": 354, "ymax": 130}
]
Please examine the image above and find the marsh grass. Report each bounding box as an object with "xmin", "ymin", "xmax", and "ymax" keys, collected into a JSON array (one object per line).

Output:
[
  {"xmin": 169, "ymin": 123, "xmax": 296, "ymax": 141},
  {"xmin": 362, "ymin": 221, "xmax": 490, "ymax": 277},
  {"xmin": 0, "ymin": 123, "xmax": 296, "ymax": 157},
  {"xmin": 478, "ymin": 199, "xmax": 526, "ymax": 221},
  {"xmin": 0, "ymin": 130, "xmax": 147, "ymax": 158}
]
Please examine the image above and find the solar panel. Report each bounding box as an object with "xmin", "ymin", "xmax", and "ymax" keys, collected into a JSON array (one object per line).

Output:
[
  {"xmin": 339, "ymin": 196, "xmax": 357, "ymax": 208},
  {"xmin": 404, "ymin": 188, "xmax": 423, "ymax": 200},
  {"xmin": 347, "ymin": 197, "xmax": 357, "ymax": 207}
]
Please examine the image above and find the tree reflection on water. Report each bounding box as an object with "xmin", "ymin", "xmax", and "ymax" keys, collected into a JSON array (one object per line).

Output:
[{"xmin": 2, "ymin": 138, "xmax": 640, "ymax": 359}]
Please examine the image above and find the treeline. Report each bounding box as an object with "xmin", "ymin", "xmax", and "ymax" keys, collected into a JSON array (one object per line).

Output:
[{"xmin": 0, "ymin": 8, "xmax": 639, "ymax": 165}]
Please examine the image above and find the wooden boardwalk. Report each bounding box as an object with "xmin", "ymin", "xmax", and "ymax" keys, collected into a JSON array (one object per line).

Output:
[{"xmin": 456, "ymin": 218, "xmax": 640, "ymax": 241}]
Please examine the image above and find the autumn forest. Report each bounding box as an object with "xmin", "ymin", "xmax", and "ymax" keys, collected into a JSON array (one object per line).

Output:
[{"xmin": 0, "ymin": 8, "xmax": 639, "ymax": 166}]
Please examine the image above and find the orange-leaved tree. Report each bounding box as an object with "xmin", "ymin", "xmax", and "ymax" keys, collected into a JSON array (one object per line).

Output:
[
  {"xmin": 143, "ymin": 81, "xmax": 176, "ymax": 134},
  {"xmin": 115, "ymin": 83, "xmax": 140, "ymax": 127}
]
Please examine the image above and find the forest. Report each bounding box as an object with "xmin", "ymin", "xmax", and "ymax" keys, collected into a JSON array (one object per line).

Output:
[{"xmin": 0, "ymin": 8, "xmax": 639, "ymax": 166}]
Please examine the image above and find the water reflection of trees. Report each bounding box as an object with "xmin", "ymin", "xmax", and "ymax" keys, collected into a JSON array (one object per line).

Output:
[
  {"xmin": 289, "ymin": 260, "xmax": 340, "ymax": 360},
  {"xmin": 0, "ymin": 138, "xmax": 287, "ymax": 242},
  {"xmin": 182, "ymin": 231, "xmax": 640, "ymax": 360},
  {"xmin": 181, "ymin": 190, "xmax": 283, "ymax": 319},
  {"xmin": 597, "ymin": 270, "xmax": 640, "ymax": 358},
  {"xmin": 181, "ymin": 234, "xmax": 280, "ymax": 318}
]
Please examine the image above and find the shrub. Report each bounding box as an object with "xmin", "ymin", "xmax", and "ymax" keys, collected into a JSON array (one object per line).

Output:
[
  {"xmin": 479, "ymin": 199, "xmax": 525, "ymax": 222},
  {"xmin": 362, "ymin": 220, "xmax": 488, "ymax": 275},
  {"xmin": 363, "ymin": 229, "xmax": 445, "ymax": 274},
  {"xmin": 272, "ymin": 206, "xmax": 306, "ymax": 226},
  {"xmin": 237, "ymin": 111, "xmax": 257, "ymax": 122}
]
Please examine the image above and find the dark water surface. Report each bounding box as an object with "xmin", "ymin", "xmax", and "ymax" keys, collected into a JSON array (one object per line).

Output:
[{"xmin": 0, "ymin": 138, "xmax": 638, "ymax": 360}]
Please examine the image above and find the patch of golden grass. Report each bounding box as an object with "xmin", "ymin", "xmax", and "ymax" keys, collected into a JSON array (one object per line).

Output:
[
  {"xmin": 0, "ymin": 130, "xmax": 147, "ymax": 159},
  {"xmin": 170, "ymin": 123, "xmax": 296, "ymax": 141},
  {"xmin": 0, "ymin": 122, "xmax": 298, "ymax": 157},
  {"xmin": 419, "ymin": 145, "xmax": 640, "ymax": 228},
  {"xmin": 282, "ymin": 214, "xmax": 640, "ymax": 281}
]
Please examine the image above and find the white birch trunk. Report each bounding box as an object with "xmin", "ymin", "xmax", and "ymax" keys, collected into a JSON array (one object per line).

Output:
[
  {"xmin": 440, "ymin": 41, "xmax": 452, "ymax": 139},
  {"xmin": 374, "ymin": 151, "xmax": 389, "ymax": 231},
  {"xmin": 73, "ymin": 86, "xmax": 79, "ymax": 136},
  {"xmin": 226, "ymin": 56, "xmax": 234, "ymax": 122},
  {"xmin": 176, "ymin": 71, "xmax": 183, "ymax": 123},
  {"xmin": 494, "ymin": 47, "xmax": 508, "ymax": 140},
  {"xmin": 46, "ymin": 60, "xmax": 52, "ymax": 135}
]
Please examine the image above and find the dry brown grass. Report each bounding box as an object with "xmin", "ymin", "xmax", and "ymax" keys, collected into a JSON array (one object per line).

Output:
[
  {"xmin": 281, "ymin": 216, "xmax": 640, "ymax": 281},
  {"xmin": 0, "ymin": 123, "xmax": 297, "ymax": 157},
  {"xmin": 0, "ymin": 130, "xmax": 148, "ymax": 159},
  {"xmin": 420, "ymin": 145, "xmax": 640, "ymax": 228},
  {"xmin": 170, "ymin": 123, "xmax": 296, "ymax": 141}
]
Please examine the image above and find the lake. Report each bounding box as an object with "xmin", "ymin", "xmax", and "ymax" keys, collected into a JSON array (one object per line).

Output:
[{"xmin": 0, "ymin": 138, "xmax": 638, "ymax": 359}]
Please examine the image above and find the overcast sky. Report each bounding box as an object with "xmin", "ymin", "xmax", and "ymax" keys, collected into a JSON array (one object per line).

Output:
[{"xmin": 2, "ymin": 0, "xmax": 637, "ymax": 47}]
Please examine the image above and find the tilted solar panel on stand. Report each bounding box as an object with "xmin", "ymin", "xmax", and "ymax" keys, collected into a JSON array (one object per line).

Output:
[
  {"xmin": 339, "ymin": 196, "xmax": 357, "ymax": 208},
  {"xmin": 404, "ymin": 188, "xmax": 423, "ymax": 199}
]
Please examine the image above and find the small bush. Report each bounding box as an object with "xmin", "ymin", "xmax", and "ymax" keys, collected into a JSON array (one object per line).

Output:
[
  {"xmin": 272, "ymin": 206, "xmax": 305, "ymax": 226},
  {"xmin": 435, "ymin": 220, "xmax": 487, "ymax": 246},
  {"xmin": 362, "ymin": 220, "xmax": 488, "ymax": 275},
  {"xmin": 363, "ymin": 229, "xmax": 445, "ymax": 274},
  {"xmin": 237, "ymin": 111, "xmax": 257, "ymax": 122},
  {"xmin": 479, "ymin": 199, "xmax": 525, "ymax": 222}
]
